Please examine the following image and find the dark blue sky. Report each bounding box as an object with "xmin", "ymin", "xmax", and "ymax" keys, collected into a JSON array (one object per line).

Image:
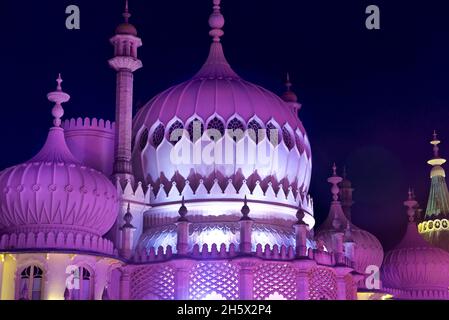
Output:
[{"xmin": 1, "ymin": 0, "xmax": 449, "ymax": 249}]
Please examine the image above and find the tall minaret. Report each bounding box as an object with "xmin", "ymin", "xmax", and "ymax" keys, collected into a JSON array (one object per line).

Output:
[
  {"xmin": 419, "ymin": 131, "xmax": 449, "ymax": 252},
  {"xmin": 108, "ymin": 0, "xmax": 142, "ymax": 184}
]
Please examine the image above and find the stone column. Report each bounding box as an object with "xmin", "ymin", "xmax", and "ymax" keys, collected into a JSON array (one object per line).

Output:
[
  {"xmin": 239, "ymin": 196, "xmax": 253, "ymax": 254},
  {"xmin": 236, "ymin": 260, "xmax": 257, "ymax": 300},
  {"xmin": 173, "ymin": 260, "xmax": 193, "ymax": 300},
  {"xmin": 293, "ymin": 260, "xmax": 316, "ymax": 300},
  {"xmin": 176, "ymin": 222, "xmax": 190, "ymax": 255},
  {"xmin": 335, "ymin": 267, "xmax": 353, "ymax": 300},
  {"xmin": 119, "ymin": 269, "xmax": 131, "ymax": 300}
]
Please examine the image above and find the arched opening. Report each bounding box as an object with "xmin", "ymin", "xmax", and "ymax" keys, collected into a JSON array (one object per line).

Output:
[
  {"xmin": 68, "ymin": 266, "xmax": 94, "ymax": 300},
  {"xmin": 18, "ymin": 265, "xmax": 43, "ymax": 300}
]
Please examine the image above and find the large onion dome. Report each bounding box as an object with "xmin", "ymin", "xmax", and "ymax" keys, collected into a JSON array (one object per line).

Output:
[
  {"xmin": 0, "ymin": 76, "xmax": 118, "ymax": 254},
  {"xmin": 131, "ymin": 0, "xmax": 312, "ymax": 203},
  {"xmin": 382, "ymin": 190, "xmax": 449, "ymax": 300},
  {"xmin": 315, "ymin": 165, "xmax": 384, "ymax": 274}
]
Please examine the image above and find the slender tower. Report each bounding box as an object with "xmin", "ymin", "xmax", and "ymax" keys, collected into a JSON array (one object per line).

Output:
[
  {"xmin": 419, "ymin": 131, "xmax": 449, "ymax": 252},
  {"xmin": 109, "ymin": 1, "xmax": 142, "ymax": 184}
]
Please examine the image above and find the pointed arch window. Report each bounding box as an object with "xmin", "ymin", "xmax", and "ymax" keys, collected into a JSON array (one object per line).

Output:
[
  {"xmin": 168, "ymin": 121, "xmax": 184, "ymax": 145},
  {"xmin": 70, "ymin": 267, "xmax": 94, "ymax": 300},
  {"xmin": 139, "ymin": 128, "xmax": 149, "ymax": 151},
  {"xmin": 18, "ymin": 266, "xmax": 43, "ymax": 300},
  {"xmin": 207, "ymin": 117, "xmax": 225, "ymax": 141},
  {"xmin": 152, "ymin": 124, "xmax": 165, "ymax": 147},
  {"xmin": 248, "ymin": 120, "xmax": 264, "ymax": 144},
  {"xmin": 188, "ymin": 118, "xmax": 205, "ymax": 142},
  {"xmin": 227, "ymin": 118, "xmax": 245, "ymax": 142},
  {"xmin": 282, "ymin": 127, "xmax": 294, "ymax": 150},
  {"xmin": 266, "ymin": 122, "xmax": 280, "ymax": 146}
]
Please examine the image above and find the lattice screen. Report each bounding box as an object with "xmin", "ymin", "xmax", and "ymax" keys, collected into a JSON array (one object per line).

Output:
[
  {"xmin": 254, "ymin": 263, "xmax": 296, "ymax": 300},
  {"xmin": 189, "ymin": 262, "xmax": 239, "ymax": 300},
  {"xmin": 308, "ymin": 267, "xmax": 337, "ymax": 300},
  {"xmin": 131, "ymin": 265, "xmax": 175, "ymax": 300}
]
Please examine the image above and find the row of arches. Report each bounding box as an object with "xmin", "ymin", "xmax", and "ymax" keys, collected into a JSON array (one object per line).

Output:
[{"xmin": 136, "ymin": 116, "xmax": 306, "ymax": 152}]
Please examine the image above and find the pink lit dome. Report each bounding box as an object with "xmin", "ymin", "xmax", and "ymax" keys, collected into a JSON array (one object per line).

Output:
[
  {"xmin": 381, "ymin": 192, "xmax": 449, "ymax": 299},
  {"xmin": 132, "ymin": 8, "xmax": 311, "ymax": 199},
  {"xmin": 0, "ymin": 76, "xmax": 118, "ymax": 247}
]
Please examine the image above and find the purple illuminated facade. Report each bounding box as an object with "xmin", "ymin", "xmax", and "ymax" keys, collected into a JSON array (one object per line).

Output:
[{"xmin": 0, "ymin": 1, "xmax": 448, "ymax": 300}]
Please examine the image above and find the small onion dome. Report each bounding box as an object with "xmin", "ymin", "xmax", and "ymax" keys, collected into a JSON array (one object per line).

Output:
[
  {"xmin": 0, "ymin": 129, "xmax": 118, "ymax": 238},
  {"xmin": 382, "ymin": 190, "xmax": 449, "ymax": 299},
  {"xmin": 0, "ymin": 76, "xmax": 118, "ymax": 246},
  {"xmin": 116, "ymin": 23, "xmax": 137, "ymax": 36},
  {"xmin": 381, "ymin": 223, "xmax": 449, "ymax": 299}
]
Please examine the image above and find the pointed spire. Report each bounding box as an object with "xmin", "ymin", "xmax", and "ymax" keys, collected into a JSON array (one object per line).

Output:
[
  {"xmin": 240, "ymin": 195, "xmax": 251, "ymax": 221},
  {"xmin": 194, "ymin": 0, "xmax": 239, "ymax": 79},
  {"xmin": 123, "ymin": 0, "xmax": 131, "ymax": 23},
  {"xmin": 286, "ymin": 73, "xmax": 292, "ymax": 91},
  {"xmin": 428, "ymin": 130, "xmax": 446, "ymax": 169},
  {"xmin": 282, "ymin": 73, "xmax": 298, "ymax": 103},
  {"xmin": 177, "ymin": 196, "xmax": 188, "ymax": 222},
  {"xmin": 47, "ymin": 73, "xmax": 70, "ymax": 127},
  {"xmin": 122, "ymin": 203, "xmax": 135, "ymax": 229}
]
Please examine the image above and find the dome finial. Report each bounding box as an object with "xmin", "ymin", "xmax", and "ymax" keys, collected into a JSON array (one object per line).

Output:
[
  {"xmin": 328, "ymin": 163, "xmax": 343, "ymax": 202},
  {"xmin": 404, "ymin": 188, "xmax": 418, "ymax": 222},
  {"xmin": 286, "ymin": 72, "xmax": 292, "ymax": 91},
  {"xmin": 281, "ymin": 73, "xmax": 299, "ymax": 103},
  {"xmin": 47, "ymin": 73, "xmax": 70, "ymax": 127},
  {"xmin": 122, "ymin": 202, "xmax": 135, "ymax": 229},
  {"xmin": 240, "ymin": 195, "xmax": 251, "ymax": 220},
  {"xmin": 427, "ymin": 130, "xmax": 447, "ymax": 176},
  {"xmin": 209, "ymin": 0, "xmax": 225, "ymax": 42},
  {"xmin": 123, "ymin": 0, "xmax": 131, "ymax": 23},
  {"xmin": 177, "ymin": 196, "xmax": 188, "ymax": 222}
]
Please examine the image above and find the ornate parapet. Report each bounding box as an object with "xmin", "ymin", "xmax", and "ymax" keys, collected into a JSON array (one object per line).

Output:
[{"xmin": 63, "ymin": 118, "xmax": 115, "ymax": 176}]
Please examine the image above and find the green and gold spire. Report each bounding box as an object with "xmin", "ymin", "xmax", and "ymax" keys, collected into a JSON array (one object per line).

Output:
[
  {"xmin": 418, "ymin": 131, "xmax": 449, "ymax": 252},
  {"xmin": 425, "ymin": 131, "xmax": 449, "ymax": 219}
]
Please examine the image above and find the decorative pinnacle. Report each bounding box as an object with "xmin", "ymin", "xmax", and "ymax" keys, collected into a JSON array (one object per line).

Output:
[
  {"xmin": 47, "ymin": 73, "xmax": 70, "ymax": 127},
  {"xmin": 123, "ymin": 0, "xmax": 131, "ymax": 23},
  {"xmin": 209, "ymin": 0, "xmax": 225, "ymax": 42},
  {"xmin": 122, "ymin": 203, "xmax": 135, "ymax": 229},
  {"xmin": 285, "ymin": 73, "xmax": 292, "ymax": 92},
  {"xmin": 328, "ymin": 163, "xmax": 343, "ymax": 201},
  {"xmin": 404, "ymin": 188, "xmax": 418, "ymax": 222},
  {"xmin": 431, "ymin": 130, "xmax": 441, "ymax": 158},
  {"xmin": 295, "ymin": 207, "xmax": 307, "ymax": 225},
  {"xmin": 177, "ymin": 196, "xmax": 188, "ymax": 222},
  {"xmin": 427, "ymin": 130, "xmax": 446, "ymax": 168},
  {"xmin": 240, "ymin": 195, "xmax": 251, "ymax": 221}
]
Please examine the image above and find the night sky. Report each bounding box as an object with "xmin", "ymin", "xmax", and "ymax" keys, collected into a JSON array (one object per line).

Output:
[{"xmin": 1, "ymin": 0, "xmax": 449, "ymax": 250}]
